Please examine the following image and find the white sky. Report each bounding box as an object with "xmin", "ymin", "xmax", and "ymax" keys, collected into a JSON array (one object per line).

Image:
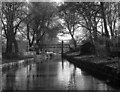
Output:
[
  {"xmin": 57, "ymin": 27, "xmax": 84, "ymax": 42},
  {"xmin": 57, "ymin": 34, "xmax": 71, "ymax": 41},
  {"xmin": 51, "ymin": 0, "xmax": 64, "ymax": 3}
]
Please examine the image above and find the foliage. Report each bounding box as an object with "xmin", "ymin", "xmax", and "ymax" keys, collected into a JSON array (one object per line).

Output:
[
  {"xmin": 2, "ymin": 2, "xmax": 120, "ymax": 58},
  {"xmin": 29, "ymin": 2, "xmax": 58, "ymax": 46},
  {"xmin": 58, "ymin": 3, "xmax": 81, "ymax": 48},
  {"xmin": 105, "ymin": 2, "xmax": 118, "ymax": 37}
]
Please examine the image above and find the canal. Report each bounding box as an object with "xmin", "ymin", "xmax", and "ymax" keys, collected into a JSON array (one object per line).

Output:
[{"xmin": 2, "ymin": 55, "xmax": 119, "ymax": 91}]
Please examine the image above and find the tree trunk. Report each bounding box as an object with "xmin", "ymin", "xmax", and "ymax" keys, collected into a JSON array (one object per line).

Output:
[
  {"xmin": 13, "ymin": 38, "xmax": 18, "ymax": 54},
  {"xmin": 73, "ymin": 39, "xmax": 77, "ymax": 49},
  {"xmin": 71, "ymin": 35, "xmax": 77, "ymax": 49},
  {"xmin": 29, "ymin": 35, "xmax": 35, "ymax": 49},
  {"xmin": 5, "ymin": 38, "xmax": 12, "ymax": 54},
  {"xmin": 109, "ymin": 25, "xmax": 114, "ymax": 37},
  {"xmin": 5, "ymin": 37, "xmax": 13, "ymax": 59},
  {"xmin": 36, "ymin": 39, "xmax": 40, "ymax": 54},
  {"xmin": 100, "ymin": 2, "xmax": 109, "ymax": 38},
  {"xmin": 101, "ymin": 23, "xmax": 104, "ymax": 36},
  {"xmin": 89, "ymin": 30, "xmax": 94, "ymax": 43},
  {"xmin": 27, "ymin": 24, "xmax": 30, "ymax": 47},
  {"xmin": 29, "ymin": 43, "xmax": 32, "ymax": 48},
  {"xmin": 93, "ymin": 27, "xmax": 98, "ymax": 42},
  {"xmin": 100, "ymin": 2, "xmax": 110, "ymax": 55}
]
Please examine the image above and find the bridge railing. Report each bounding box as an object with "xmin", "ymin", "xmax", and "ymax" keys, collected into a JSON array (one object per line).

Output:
[{"xmin": 38, "ymin": 44, "xmax": 70, "ymax": 48}]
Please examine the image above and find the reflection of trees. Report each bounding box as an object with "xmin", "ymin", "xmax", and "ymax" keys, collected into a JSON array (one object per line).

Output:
[
  {"xmin": 5, "ymin": 71, "xmax": 16, "ymax": 90},
  {"xmin": 68, "ymin": 66, "xmax": 76, "ymax": 90}
]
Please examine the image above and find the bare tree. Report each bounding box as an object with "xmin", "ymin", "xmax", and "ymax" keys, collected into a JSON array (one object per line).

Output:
[
  {"xmin": 58, "ymin": 3, "xmax": 81, "ymax": 49},
  {"xmin": 1, "ymin": 2, "xmax": 27, "ymax": 57},
  {"xmin": 59, "ymin": 2, "xmax": 102, "ymax": 45},
  {"xmin": 105, "ymin": 2, "xmax": 118, "ymax": 37},
  {"xmin": 28, "ymin": 2, "xmax": 58, "ymax": 53}
]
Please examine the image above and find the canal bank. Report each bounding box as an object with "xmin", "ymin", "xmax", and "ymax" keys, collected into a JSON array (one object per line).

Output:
[
  {"xmin": 63, "ymin": 53, "xmax": 120, "ymax": 89},
  {"xmin": 2, "ymin": 58, "xmax": 34, "ymax": 73},
  {"xmin": 2, "ymin": 51, "xmax": 57, "ymax": 73}
]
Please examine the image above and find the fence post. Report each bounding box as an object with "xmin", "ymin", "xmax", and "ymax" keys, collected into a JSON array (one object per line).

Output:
[
  {"xmin": 61, "ymin": 40, "xmax": 64, "ymax": 68},
  {"xmin": 61, "ymin": 40, "xmax": 64, "ymax": 58}
]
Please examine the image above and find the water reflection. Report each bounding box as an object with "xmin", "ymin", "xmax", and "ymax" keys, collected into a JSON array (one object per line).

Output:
[
  {"xmin": 4, "ymin": 71, "xmax": 16, "ymax": 90},
  {"xmin": 2, "ymin": 57, "xmax": 119, "ymax": 91},
  {"xmin": 15, "ymin": 66, "xmax": 28, "ymax": 90},
  {"xmin": 56, "ymin": 60, "xmax": 116, "ymax": 90}
]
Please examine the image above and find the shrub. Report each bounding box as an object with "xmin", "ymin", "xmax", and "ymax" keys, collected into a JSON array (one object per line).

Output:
[
  {"xmin": 3, "ymin": 52, "xmax": 19, "ymax": 59},
  {"xmin": 80, "ymin": 41, "xmax": 95, "ymax": 55}
]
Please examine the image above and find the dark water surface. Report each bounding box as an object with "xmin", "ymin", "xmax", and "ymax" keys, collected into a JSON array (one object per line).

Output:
[{"xmin": 2, "ymin": 55, "xmax": 119, "ymax": 91}]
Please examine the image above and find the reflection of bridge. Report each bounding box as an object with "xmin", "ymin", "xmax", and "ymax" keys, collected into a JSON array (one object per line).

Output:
[{"xmin": 38, "ymin": 44, "xmax": 70, "ymax": 48}]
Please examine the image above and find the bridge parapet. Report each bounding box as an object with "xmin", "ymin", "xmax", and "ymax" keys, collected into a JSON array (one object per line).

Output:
[{"xmin": 38, "ymin": 44, "xmax": 70, "ymax": 48}]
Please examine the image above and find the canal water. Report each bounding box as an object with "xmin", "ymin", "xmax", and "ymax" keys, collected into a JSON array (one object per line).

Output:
[{"xmin": 2, "ymin": 55, "xmax": 119, "ymax": 91}]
